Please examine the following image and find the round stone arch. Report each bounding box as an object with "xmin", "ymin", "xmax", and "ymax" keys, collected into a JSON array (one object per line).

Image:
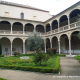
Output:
[
  {"xmin": 0, "ymin": 21, "xmax": 11, "ymax": 30},
  {"xmin": 59, "ymin": 33, "xmax": 69, "ymax": 41},
  {"xmin": 0, "ymin": 37, "xmax": 11, "ymax": 55},
  {"xmin": 12, "ymin": 22, "xmax": 23, "ymax": 31},
  {"xmin": 36, "ymin": 24, "xmax": 45, "ymax": 33},
  {"xmin": 46, "ymin": 38, "xmax": 50, "ymax": 49},
  {"xmin": 46, "ymin": 23, "xmax": 51, "ymax": 32},
  {"xmin": 69, "ymin": 30, "xmax": 79, "ymax": 39},
  {"xmin": 70, "ymin": 30, "xmax": 80, "ymax": 54},
  {"xmin": 59, "ymin": 15, "xmax": 68, "ymax": 27},
  {"xmin": 12, "ymin": 38, "xmax": 23, "ymax": 54},
  {"xmin": 25, "ymin": 23, "xmax": 34, "ymax": 32},
  {"xmin": 60, "ymin": 34, "xmax": 69, "ymax": 54},
  {"xmin": 52, "ymin": 36, "xmax": 58, "ymax": 50},
  {"xmin": 69, "ymin": 8, "xmax": 80, "ymax": 16},
  {"xmin": 51, "ymin": 20, "xmax": 58, "ymax": 30},
  {"xmin": 69, "ymin": 9, "xmax": 80, "ymax": 24}
]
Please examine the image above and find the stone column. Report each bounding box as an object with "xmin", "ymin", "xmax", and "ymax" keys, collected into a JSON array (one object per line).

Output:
[
  {"xmin": 69, "ymin": 38, "xmax": 71, "ymax": 55},
  {"xmin": 11, "ymin": 26, "xmax": 12, "ymax": 34},
  {"xmin": 44, "ymin": 40, "xmax": 46, "ymax": 53},
  {"xmin": 23, "ymin": 42, "xmax": 25, "ymax": 54},
  {"xmin": 44, "ymin": 28, "xmax": 46, "ymax": 33},
  {"xmin": 11, "ymin": 42, "xmax": 12, "ymax": 56},
  {"xmin": 50, "ymin": 26, "xmax": 52, "ymax": 31},
  {"xmin": 58, "ymin": 20, "xmax": 60, "ymax": 32},
  {"xmin": 50, "ymin": 26, "xmax": 52, "ymax": 34},
  {"xmin": 58, "ymin": 40, "xmax": 60, "ymax": 54},
  {"xmin": 50, "ymin": 39, "xmax": 52, "ymax": 48},
  {"xmin": 68, "ymin": 16, "xmax": 70, "ymax": 29},
  {"xmin": 23, "ymin": 27, "xmax": 25, "ymax": 35}
]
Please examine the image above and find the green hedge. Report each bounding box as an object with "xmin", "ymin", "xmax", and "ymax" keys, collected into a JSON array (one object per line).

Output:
[
  {"xmin": 54, "ymin": 56, "xmax": 59, "ymax": 72},
  {"xmin": 74, "ymin": 55, "xmax": 80, "ymax": 62},
  {"xmin": 0, "ymin": 55, "xmax": 4, "ymax": 57},
  {"xmin": 56, "ymin": 54, "xmax": 66, "ymax": 57},
  {"xmin": 19, "ymin": 54, "xmax": 35, "ymax": 56},
  {"xmin": 0, "ymin": 65, "xmax": 59, "ymax": 73},
  {"xmin": 0, "ymin": 56, "xmax": 59, "ymax": 73},
  {"xmin": 0, "ymin": 78, "xmax": 7, "ymax": 80},
  {"xmin": 20, "ymin": 53, "xmax": 66, "ymax": 57}
]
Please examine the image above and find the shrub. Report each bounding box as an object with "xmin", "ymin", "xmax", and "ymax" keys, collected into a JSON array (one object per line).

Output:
[
  {"xmin": 0, "ymin": 65, "xmax": 59, "ymax": 73},
  {"xmin": 34, "ymin": 47, "xmax": 49, "ymax": 65},
  {"xmin": 17, "ymin": 51, "xmax": 21, "ymax": 56},
  {"xmin": 75, "ymin": 55, "xmax": 80, "ymax": 62},
  {"xmin": 13, "ymin": 51, "xmax": 21, "ymax": 57},
  {"xmin": 53, "ymin": 48, "xmax": 56, "ymax": 54},
  {"xmin": 47, "ymin": 48, "xmax": 53, "ymax": 55},
  {"xmin": 0, "ymin": 55, "xmax": 4, "ymax": 57},
  {"xmin": 13, "ymin": 51, "xmax": 18, "ymax": 57}
]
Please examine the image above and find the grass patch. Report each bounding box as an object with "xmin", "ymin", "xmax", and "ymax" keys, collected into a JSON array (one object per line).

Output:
[{"xmin": 0, "ymin": 55, "xmax": 60, "ymax": 73}]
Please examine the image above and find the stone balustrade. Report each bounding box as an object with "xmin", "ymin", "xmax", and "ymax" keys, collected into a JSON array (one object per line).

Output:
[{"xmin": 0, "ymin": 21, "xmax": 79, "ymax": 36}]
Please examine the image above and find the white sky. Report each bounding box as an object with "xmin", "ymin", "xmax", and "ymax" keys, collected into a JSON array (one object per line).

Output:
[{"xmin": 1, "ymin": 0, "xmax": 80, "ymax": 15}]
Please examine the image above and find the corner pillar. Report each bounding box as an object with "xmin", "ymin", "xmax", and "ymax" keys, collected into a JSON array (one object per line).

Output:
[
  {"xmin": 23, "ymin": 41, "xmax": 25, "ymax": 54},
  {"xmin": 58, "ymin": 40, "xmax": 60, "ymax": 54},
  {"xmin": 69, "ymin": 38, "xmax": 71, "ymax": 55}
]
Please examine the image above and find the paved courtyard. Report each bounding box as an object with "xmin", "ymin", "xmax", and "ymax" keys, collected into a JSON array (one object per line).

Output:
[{"xmin": 0, "ymin": 57, "xmax": 80, "ymax": 80}]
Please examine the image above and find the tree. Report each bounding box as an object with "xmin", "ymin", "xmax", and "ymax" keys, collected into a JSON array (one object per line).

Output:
[
  {"xmin": 27, "ymin": 30, "xmax": 44, "ymax": 52},
  {"xmin": 0, "ymin": 43, "xmax": 2, "ymax": 55}
]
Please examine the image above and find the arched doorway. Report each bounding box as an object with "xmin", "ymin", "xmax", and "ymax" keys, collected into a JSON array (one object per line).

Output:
[
  {"xmin": 52, "ymin": 37, "xmax": 58, "ymax": 52},
  {"xmin": 46, "ymin": 38, "xmax": 50, "ymax": 49},
  {"xmin": 60, "ymin": 34, "xmax": 69, "ymax": 54},
  {"xmin": 12, "ymin": 38, "xmax": 23, "ymax": 54},
  {"xmin": 0, "ymin": 37, "xmax": 11, "ymax": 55},
  {"xmin": 71, "ymin": 31, "xmax": 80, "ymax": 54}
]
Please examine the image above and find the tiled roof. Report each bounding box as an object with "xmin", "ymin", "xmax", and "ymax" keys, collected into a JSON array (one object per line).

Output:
[{"xmin": 0, "ymin": 0, "xmax": 49, "ymax": 12}]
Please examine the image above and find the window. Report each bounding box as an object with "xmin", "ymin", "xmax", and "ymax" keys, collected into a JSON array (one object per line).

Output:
[
  {"xmin": 21, "ymin": 13, "xmax": 24, "ymax": 19},
  {"xmin": 5, "ymin": 48, "xmax": 8, "ymax": 52},
  {"xmin": 5, "ymin": 12, "xmax": 9, "ymax": 17},
  {"xmin": 33, "ymin": 16, "xmax": 36, "ymax": 20}
]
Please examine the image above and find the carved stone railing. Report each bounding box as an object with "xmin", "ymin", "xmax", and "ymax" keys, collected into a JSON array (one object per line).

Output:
[
  {"xmin": 70, "ymin": 21, "xmax": 80, "ymax": 28},
  {"xmin": 55, "ymin": 29, "xmax": 58, "ymax": 33},
  {"xmin": 46, "ymin": 21, "xmax": 80, "ymax": 36},
  {"xmin": 46, "ymin": 31, "xmax": 51, "ymax": 35},
  {"xmin": 13, "ymin": 31, "xmax": 23, "ymax": 34},
  {"xmin": 0, "ymin": 30, "xmax": 11, "ymax": 34},
  {"xmin": 70, "ymin": 23, "xmax": 75, "ymax": 28},
  {"xmin": 64, "ymin": 25, "xmax": 68, "ymax": 30},
  {"xmin": 59, "ymin": 25, "xmax": 68, "ymax": 32}
]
